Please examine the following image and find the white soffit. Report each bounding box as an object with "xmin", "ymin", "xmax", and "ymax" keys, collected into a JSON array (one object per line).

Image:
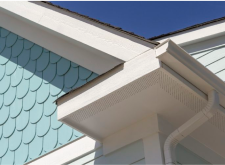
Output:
[
  {"xmin": 0, "ymin": 2, "xmax": 156, "ymax": 74},
  {"xmin": 57, "ymin": 39, "xmax": 225, "ymax": 158},
  {"xmin": 57, "ymin": 48, "xmax": 161, "ymax": 140},
  {"xmin": 155, "ymin": 20, "xmax": 225, "ymax": 47},
  {"xmin": 156, "ymin": 40, "xmax": 225, "ymax": 110}
]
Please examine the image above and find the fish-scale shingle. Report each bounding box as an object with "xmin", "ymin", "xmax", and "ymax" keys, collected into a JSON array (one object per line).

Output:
[
  {"xmin": 0, "ymin": 47, "xmax": 11, "ymax": 65},
  {"xmin": 5, "ymin": 57, "xmax": 17, "ymax": 76},
  {"xmin": 0, "ymin": 26, "xmax": 98, "ymax": 164}
]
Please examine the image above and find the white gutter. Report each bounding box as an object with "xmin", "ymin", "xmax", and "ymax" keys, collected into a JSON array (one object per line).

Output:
[{"xmin": 164, "ymin": 90, "xmax": 219, "ymax": 165}]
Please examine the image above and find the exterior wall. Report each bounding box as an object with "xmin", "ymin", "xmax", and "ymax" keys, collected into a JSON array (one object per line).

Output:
[
  {"xmin": 68, "ymin": 140, "xmax": 145, "ymax": 165},
  {"xmin": 65, "ymin": 139, "xmax": 209, "ymax": 165},
  {"xmin": 190, "ymin": 44, "xmax": 225, "ymax": 81},
  {"xmin": 176, "ymin": 144, "xmax": 210, "ymax": 164},
  {"xmin": 0, "ymin": 15, "xmax": 222, "ymax": 165},
  {"xmin": 0, "ymin": 26, "xmax": 98, "ymax": 164},
  {"xmin": 176, "ymin": 38, "xmax": 225, "ymax": 165}
]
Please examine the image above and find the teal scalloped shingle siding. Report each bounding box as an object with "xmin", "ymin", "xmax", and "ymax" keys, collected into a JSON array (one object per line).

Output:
[{"xmin": 0, "ymin": 27, "xmax": 98, "ymax": 164}]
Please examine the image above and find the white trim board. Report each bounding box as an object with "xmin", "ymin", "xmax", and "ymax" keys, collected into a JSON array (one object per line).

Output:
[
  {"xmin": 183, "ymin": 34, "xmax": 225, "ymax": 54},
  {"xmin": 155, "ymin": 19, "xmax": 225, "ymax": 47},
  {"xmin": 103, "ymin": 114, "xmax": 166, "ymax": 155},
  {"xmin": 0, "ymin": 4, "xmax": 120, "ymax": 75},
  {"xmin": 56, "ymin": 40, "xmax": 225, "ymax": 161},
  {"xmin": 26, "ymin": 136, "xmax": 102, "ymax": 165},
  {"xmin": 0, "ymin": 1, "xmax": 155, "ymax": 74},
  {"xmin": 25, "ymin": 119, "xmax": 225, "ymax": 165}
]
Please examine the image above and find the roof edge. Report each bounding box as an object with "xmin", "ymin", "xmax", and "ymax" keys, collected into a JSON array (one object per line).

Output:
[
  {"xmin": 149, "ymin": 16, "xmax": 225, "ymax": 40},
  {"xmin": 40, "ymin": 1, "xmax": 159, "ymax": 45},
  {"xmin": 156, "ymin": 39, "xmax": 225, "ymax": 114},
  {"xmin": 0, "ymin": 1, "xmax": 158, "ymax": 75}
]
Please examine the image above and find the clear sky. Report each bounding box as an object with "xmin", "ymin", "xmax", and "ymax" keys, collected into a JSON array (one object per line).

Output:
[{"xmin": 50, "ymin": 1, "xmax": 225, "ymax": 39}]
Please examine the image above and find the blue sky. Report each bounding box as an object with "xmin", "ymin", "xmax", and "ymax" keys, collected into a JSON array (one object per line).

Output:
[{"xmin": 51, "ymin": 1, "xmax": 225, "ymax": 39}]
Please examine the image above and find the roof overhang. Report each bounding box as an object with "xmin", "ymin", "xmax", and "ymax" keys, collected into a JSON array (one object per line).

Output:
[
  {"xmin": 0, "ymin": 2, "xmax": 156, "ymax": 74},
  {"xmin": 57, "ymin": 40, "xmax": 225, "ymax": 158},
  {"xmin": 156, "ymin": 40, "xmax": 225, "ymax": 107},
  {"xmin": 155, "ymin": 19, "xmax": 225, "ymax": 47}
]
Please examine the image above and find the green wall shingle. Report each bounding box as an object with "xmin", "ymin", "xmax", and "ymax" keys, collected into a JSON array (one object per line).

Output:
[
  {"xmin": 0, "ymin": 27, "xmax": 98, "ymax": 164},
  {"xmin": 176, "ymin": 144, "xmax": 210, "ymax": 164},
  {"xmin": 191, "ymin": 45, "xmax": 225, "ymax": 81}
]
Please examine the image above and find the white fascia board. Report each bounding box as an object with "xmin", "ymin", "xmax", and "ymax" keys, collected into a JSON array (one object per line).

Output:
[
  {"xmin": 155, "ymin": 20, "xmax": 225, "ymax": 46},
  {"xmin": 57, "ymin": 49, "xmax": 161, "ymax": 141},
  {"xmin": 57, "ymin": 39, "xmax": 225, "ymax": 142},
  {"xmin": 0, "ymin": 2, "xmax": 155, "ymax": 74},
  {"xmin": 0, "ymin": 9, "xmax": 122, "ymax": 75},
  {"xmin": 56, "ymin": 40, "xmax": 225, "ymax": 159},
  {"xmin": 156, "ymin": 39, "xmax": 225, "ymax": 111},
  {"xmin": 26, "ymin": 136, "xmax": 101, "ymax": 165},
  {"xmin": 57, "ymin": 48, "xmax": 161, "ymax": 120}
]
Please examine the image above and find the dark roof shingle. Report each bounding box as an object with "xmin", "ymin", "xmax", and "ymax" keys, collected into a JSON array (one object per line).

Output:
[
  {"xmin": 42, "ymin": 2, "xmax": 225, "ymax": 47},
  {"xmin": 149, "ymin": 16, "xmax": 225, "ymax": 40},
  {"xmin": 41, "ymin": 1, "xmax": 159, "ymax": 45}
]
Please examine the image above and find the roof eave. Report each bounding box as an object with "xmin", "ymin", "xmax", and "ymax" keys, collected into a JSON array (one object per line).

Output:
[
  {"xmin": 149, "ymin": 16, "xmax": 225, "ymax": 41},
  {"xmin": 41, "ymin": 1, "xmax": 159, "ymax": 46},
  {"xmin": 156, "ymin": 39, "xmax": 225, "ymax": 112},
  {"xmin": 0, "ymin": 1, "xmax": 157, "ymax": 75},
  {"xmin": 56, "ymin": 39, "xmax": 225, "ymax": 143}
]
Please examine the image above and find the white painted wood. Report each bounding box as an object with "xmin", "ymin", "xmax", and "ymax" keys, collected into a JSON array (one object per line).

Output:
[
  {"xmin": 158, "ymin": 113, "xmax": 225, "ymax": 164},
  {"xmin": 57, "ymin": 39, "xmax": 225, "ymax": 140},
  {"xmin": 103, "ymin": 114, "xmax": 159, "ymax": 155},
  {"xmin": 69, "ymin": 140, "xmax": 145, "ymax": 165},
  {"xmin": 58, "ymin": 49, "xmax": 160, "ymax": 117},
  {"xmin": 1, "ymin": 2, "xmax": 225, "ymax": 164},
  {"xmin": 68, "ymin": 148, "xmax": 103, "ymax": 165},
  {"xmin": 157, "ymin": 115, "xmax": 225, "ymax": 164},
  {"xmin": 0, "ymin": 9, "xmax": 122, "ymax": 75},
  {"xmin": 56, "ymin": 40, "xmax": 225, "ymax": 160},
  {"xmin": 155, "ymin": 19, "xmax": 225, "ymax": 47},
  {"xmin": 57, "ymin": 49, "xmax": 161, "ymax": 141},
  {"xmin": 103, "ymin": 114, "xmax": 174, "ymax": 155},
  {"xmin": 85, "ymin": 140, "xmax": 144, "ymax": 165},
  {"xmin": 26, "ymin": 137, "xmax": 101, "ymax": 165},
  {"xmin": 183, "ymin": 34, "xmax": 225, "ymax": 54},
  {"xmin": 143, "ymin": 133, "xmax": 166, "ymax": 164},
  {"xmin": 164, "ymin": 90, "xmax": 218, "ymax": 165},
  {"xmin": 27, "ymin": 117, "xmax": 225, "ymax": 165},
  {"xmin": 0, "ymin": 2, "xmax": 155, "ymax": 74},
  {"xmin": 156, "ymin": 40, "xmax": 225, "ymax": 111}
]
